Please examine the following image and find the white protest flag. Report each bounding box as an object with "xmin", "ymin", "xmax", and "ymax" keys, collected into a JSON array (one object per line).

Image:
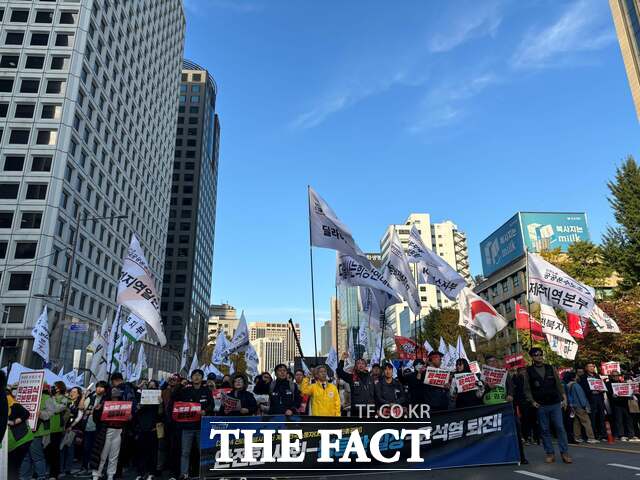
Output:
[
  {"xmin": 88, "ymin": 319, "xmax": 109, "ymax": 382},
  {"xmin": 301, "ymin": 359, "xmax": 311, "ymax": 376},
  {"xmin": 527, "ymin": 253, "xmax": 595, "ymax": 317},
  {"xmin": 326, "ymin": 347, "xmax": 338, "ymax": 373},
  {"xmin": 74, "ymin": 370, "xmax": 84, "ymax": 386},
  {"xmin": 245, "ymin": 343, "xmax": 260, "ymax": 374},
  {"xmin": 223, "ymin": 312, "xmax": 250, "ymax": 356},
  {"xmin": 337, "ymin": 254, "xmax": 402, "ymax": 303},
  {"xmin": 370, "ymin": 334, "xmax": 382, "ymax": 366},
  {"xmin": 229, "ymin": 362, "xmax": 235, "ymax": 376},
  {"xmin": 116, "ymin": 334, "xmax": 134, "ymax": 373},
  {"xmin": 189, "ymin": 353, "xmax": 199, "ymax": 377},
  {"xmin": 438, "ymin": 337, "xmax": 447, "ymax": 355},
  {"xmin": 343, "ymin": 330, "xmax": 355, "ymax": 373},
  {"xmin": 423, "ymin": 338, "xmax": 434, "ymax": 355},
  {"xmin": 382, "ymin": 230, "xmax": 422, "ymax": 316},
  {"xmin": 357, "ymin": 321, "xmax": 368, "ymax": 348},
  {"xmin": 211, "ymin": 330, "xmax": 231, "ymax": 365},
  {"xmin": 132, "ymin": 345, "xmax": 147, "ymax": 381},
  {"xmin": 117, "ymin": 235, "xmax": 166, "ymax": 346},
  {"xmin": 106, "ymin": 310, "xmax": 123, "ymax": 372},
  {"xmin": 122, "ymin": 313, "xmax": 147, "ymax": 343},
  {"xmin": 442, "ymin": 344, "xmax": 458, "ymax": 371},
  {"xmin": 62, "ymin": 370, "xmax": 79, "ymax": 388},
  {"xmin": 309, "ymin": 186, "xmax": 367, "ymax": 261},
  {"xmin": 588, "ymin": 304, "xmax": 620, "ymax": 333},
  {"xmin": 208, "ymin": 364, "xmax": 223, "ymax": 379},
  {"xmin": 456, "ymin": 335, "xmax": 469, "ymax": 361},
  {"xmin": 179, "ymin": 330, "xmax": 189, "ymax": 373},
  {"xmin": 57, "ymin": 367, "xmax": 64, "ymax": 377},
  {"xmin": 31, "ymin": 306, "xmax": 50, "ymax": 363},
  {"xmin": 539, "ymin": 304, "xmax": 578, "ymax": 360},
  {"xmin": 406, "ymin": 225, "xmax": 467, "ymax": 300},
  {"xmin": 457, "ymin": 287, "xmax": 508, "ymax": 339}
]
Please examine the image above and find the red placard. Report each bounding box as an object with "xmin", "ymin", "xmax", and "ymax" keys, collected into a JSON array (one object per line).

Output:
[
  {"xmin": 481, "ymin": 366, "xmax": 507, "ymax": 388},
  {"xmin": 612, "ymin": 383, "xmax": 632, "ymax": 397},
  {"xmin": 100, "ymin": 401, "xmax": 133, "ymax": 423},
  {"xmin": 504, "ymin": 354, "xmax": 526, "ymax": 369},
  {"xmin": 601, "ymin": 362, "xmax": 621, "ymax": 376},
  {"xmin": 454, "ymin": 373, "xmax": 478, "ymax": 393},
  {"xmin": 587, "ymin": 377, "xmax": 606, "ymax": 392},
  {"xmin": 468, "ymin": 361, "xmax": 481, "ymax": 375},
  {"xmin": 211, "ymin": 388, "xmax": 232, "ymax": 400},
  {"xmin": 172, "ymin": 401, "xmax": 202, "ymax": 422},
  {"xmin": 424, "ymin": 367, "xmax": 450, "ymax": 388}
]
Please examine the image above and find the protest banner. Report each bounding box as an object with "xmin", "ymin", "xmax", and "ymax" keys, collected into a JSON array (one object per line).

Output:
[
  {"xmin": 454, "ymin": 373, "xmax": 478, "ymax": 393},
  {"xmin": 587, "ymin": 377, "xmax": 606, "ymax": 392},
  {"xmin": 221, "ymin": 393, "xmax": 242, "ymax": 414},
  {"xmin": 557, "ymin": 367, "xmax": 573, "ymax": 379},
  {"xmin": 601, "ymin": 361, "xmax": 621, "ymax": 375},
  {"xmin": 199, "ymin": 403, "xmax": 520, "ymax": 477},
  {"xmin": 612, "ymin": 383, "xmax": 632, "ymax": 397},
  {"xmin": 140, "ymin": 389, "xmax": 162, "ymax": 405},
  {"xmin": 631, "ymin": 382, "xmax": 640, "ymax": 395},
  {"xmin": 503, "ymin": 354, "xmax": 525, "ymax": 369},
  {"xmin": 424, "ymin": 367, "xmax": 450, "ymax": 388},
  {"xmin": 481, "ymin": 366, "xmax": 507, "ymax": 388},
  {"xmin": 15, "ymin": 371, "xmax": 45, "ymax": 431},
  {"xmin": 101, "ymin": 401, "xmax": 133, "ymax": 423},
  {"xmin": 468, "ymin": 361, "xmax": 481, "ymax": 375},
  {"xmin": 172, "ymin": 402, "xmax": 202, "ymax": 422},
  {"xmin": 394, "ymin": 336, "xmax": 427, "ymax": 361}
]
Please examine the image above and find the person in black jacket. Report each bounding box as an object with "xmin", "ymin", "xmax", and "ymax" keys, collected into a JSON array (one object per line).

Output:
[
  {"xmin": 0, "ymin": 370, "xmax": 7, "ymax": 446},
  {"xmin": 173, "ymin": 368, "xmax": 215, "ymax": 480},
  {"xmin": 267, "ymin": 364, "xmax": 302, "ymax": 415},
  {"xmin": 451, "ymin": 358, "xmax": 483, "ymax": 409},
  {"xmin": 219, "ymin": 374, "xmax": 258, "ymax": 416},
  {"xmin": 398, "ymin": 359, "xmax": 427, "ymax": 406},
  {"xmin": 374, "ymin": 363, "xmax": 407, "ymax": 410},
  {"xmin": 579, "ymin": 362, "xmax": 607, "ymax": 441},
  {"xmin": 134, "ymin": 380, "xmax": 163, "ymax": 479},
  {"xmin": 424, "ymin": 351, "xmax": 450, "ymax": 412},
  {"xmin": 337, "ymin": 352, "xmax": 375, "ymax": 417}
]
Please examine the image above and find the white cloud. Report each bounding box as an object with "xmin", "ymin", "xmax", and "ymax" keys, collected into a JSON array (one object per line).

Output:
[
  {"xmin": 512, "ymin": 0, "xmax": 615, "ymax": 69},
  {"xmin": 428, "ymin": 2, "xmax": 503, "ymax": 53}
]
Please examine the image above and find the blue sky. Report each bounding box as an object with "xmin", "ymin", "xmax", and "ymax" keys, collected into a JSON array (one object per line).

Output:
[{"xmin": 183, "ymin": 0, "xmax": 640, "ymax": 355}]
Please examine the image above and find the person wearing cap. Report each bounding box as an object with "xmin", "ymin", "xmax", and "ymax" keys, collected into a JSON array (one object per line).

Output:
[
  {"xmin": 398, "ymin": 359, "xmax": 428, "ymax": 407},
  {"xmin": 337, "ymin": 353, "xmax": 375, "ymax": 417},
  {"xmin": 374, "ymin": 363, "xmax": 407, "ymax": 410},
  {"xmin": 298, "ymin": 365, "xmax": 340, "ymax": 417},
  {"xmin": 266, "ymin": 364, "xmax": 302, "ymax": 415},
  {"xmin": 424, "ymin": 351, "xmax": 450, "ymax": 412},
  {"xmin": 173, "ymin": 368, "xmax": 215, "ymax": 480},
  {"xmin": 523, "ymin": 348, "xmax": 572, "ymax": 464}
]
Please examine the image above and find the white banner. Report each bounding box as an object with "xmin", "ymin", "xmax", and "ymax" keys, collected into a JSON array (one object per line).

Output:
[
  {"xmin": 245, "ymin": 342, "xmax": 260, "ymax": 372},
  {"xmin": 117, "ymin": 235, "xmax": 166, "ymax": 346},
  {"xmin": 457, "ymin": 288, "xmax": 508, "ymax": 340},
  {"xmin": 326, "ymin": 347, "xmax": 338, "ymax": 373},
  {"xmin": 357, "ymin": 320, "xmax": 368, "ymax": 348},
  {"xmin": 308, "ymin": 186, "xmax": 367, "ymax": 261},
  {"xmin": 211, "ymin": 330, "xmax": 231, "ymax": 365},
  {"xmin": 539, "ymin": 304, "xmax": 578, "ymax": 360},
  {"xmin": 588, "ymin": 304, "xmax": 620, "ymax": 333},
  {"xmin": 527, "ymin": 253, "xmax": 595, "ymax": 316},
  {"xmin": 122, "ymin": 313, "xmax": 147, "ymax": 342},
  {"xmin": 337, "ymin": 253, "xmax": 401, "ymax": 302},
  {"xmin": 456, "ymin": 335, "xmax": 469, "ymax": 361},
  {"xmin": 383, "ymin": 230, "xmax": 422, "ymax": 316},
  {"xmin": 31, "ymin": 306, "xmax": 50, "ymax": 363},
  {"xmin": 180, "ymin": 330, "xmax": 189, "ymax": 372},
  {"xmin": 223, "ymin": 312, "xmax": 249, "ymax": 356},
  {"xmin": 406, "ymin": 225, "xmax": 467, "ymax": 300}
]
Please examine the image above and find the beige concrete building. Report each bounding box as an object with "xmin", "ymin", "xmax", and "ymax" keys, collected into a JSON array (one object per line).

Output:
[
  {"xmin": 207, "ymin": 303, "xmax": 239, "ymax": 345},
  {"xmin": 610, "ymin": 0, "xmax": 640, "ymax": 120},
  {"xmin": 251, "ymin": 337, "xmax": 285, "ymax": 373},
  {"xmin": 380, "ymin": 213, "xmax": 472, "ymax": 337},
  {"xmin": 249, "ymin": 321, "xmax": 301, "ymax": 365}
]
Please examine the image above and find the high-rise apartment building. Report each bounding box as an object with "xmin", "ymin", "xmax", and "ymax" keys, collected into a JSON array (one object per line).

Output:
[
  {"xmin": 610, "ymin": 0, "xmax": 640, "ymax": 120},
  {"xmin": 161, "ymin": 60, "xmax": 220, "ymax": 356},
  {"xmin": 0, "ymin": 0, "xmax": 185, "ymax": 371},
  {"xmin": 380, "ymin": 213, "xmax": 472, "ymax": 337},
  {"xmin": 249, "ymin": 321, "xmax": 301, "ymax": 365}
]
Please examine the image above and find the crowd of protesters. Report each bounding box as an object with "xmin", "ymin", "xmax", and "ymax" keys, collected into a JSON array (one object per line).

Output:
[{"xmin": 4, "ymin": 348, "xmax": 640, "ymax": 479}]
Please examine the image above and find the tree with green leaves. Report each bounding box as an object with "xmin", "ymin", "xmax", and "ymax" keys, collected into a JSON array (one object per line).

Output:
[{"xmin": 603, "ymin": 156, "xmax": 640, "ymax": 291}]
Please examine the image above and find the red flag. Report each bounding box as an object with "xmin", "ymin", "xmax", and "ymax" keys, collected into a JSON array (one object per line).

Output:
[
  {"xmin": 530, "ymin": 319, "xmax": 544, "ymax": 341},
  {"xmin": 394, "ymin": 336, "xmax": 427, "ymax": 360},
  {"xmin": 515, "ymin": 303, "xmax": 531, "ymax": 330},
  {"xmin": 567, "ymin": 313, "xmax": 589, "ymax": 340}
]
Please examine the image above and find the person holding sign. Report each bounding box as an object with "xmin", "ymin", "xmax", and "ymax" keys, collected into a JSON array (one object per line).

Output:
[
  {"xmin": 606, "ymin": 372, "xmax": 639, "ymax": 442},
  {"xmin": 578, "ymin": 362, "xmax": 608, "ymax": 441},
  {"xmin": 172, "ymin": 368, "xmax": 215, "ymax": 480},
  {"xmin": 218, "ymin": 374, "xmax": 257, "ymax": 416},
  {"xmin": 6, "ymin": 389, "xmax": 32, "ymax": 480},
  {"xmin": 451, "ymin": 359, "xmax": 484, "ymax": 409},
  {"xmin": 298, "ymin": 365, "xmax": 341, "ymax": 417},
  {"xmin": 134, "ymin": 380, "xmax": 163, "ymax": 479},
  {"xmin": 423, "ymin": 351, "xmax": 450, "ymax": 412},
  {"xmin": 523, "ymin": 348, "xmax": 572, "ymax": 464},
  {"xmin": 564, "ymin": 372, "xmax": 598, "ymax": 443}
]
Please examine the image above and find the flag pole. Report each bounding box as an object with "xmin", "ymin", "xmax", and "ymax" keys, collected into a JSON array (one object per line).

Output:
[
  {"xmin": 307, "ymin": 186, "xmax": 319, "ymax": 359},
  {"xmin": 524, "ymin": 248, "xmax": 533, "ymax": 350},
  {"xmin": 334, "ymin": 282, "xmax": 339, "ymax": 355}
]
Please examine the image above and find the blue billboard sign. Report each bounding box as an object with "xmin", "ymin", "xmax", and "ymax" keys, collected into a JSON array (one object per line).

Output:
[
  {"xmin": 480, "ymin": 212, "xmax": 590, "ymax": 277},
  {"xmin": 519, "ymin": 212, "xmax": 590, "ymax": 253},
  {"xmin": 480, "ymin": 214, "xmax": 524, "ymax": 277}
]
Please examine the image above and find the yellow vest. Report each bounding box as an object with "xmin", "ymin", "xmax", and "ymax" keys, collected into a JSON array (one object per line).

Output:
[{"xmin": 299, "ymin": 378, "xmax": 340, "ymax": 416}]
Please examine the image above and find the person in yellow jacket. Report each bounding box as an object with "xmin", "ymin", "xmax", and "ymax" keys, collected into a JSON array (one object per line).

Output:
[{"xmin": 297, "ymin": 365, "xmax": 340, "ymax": 416}]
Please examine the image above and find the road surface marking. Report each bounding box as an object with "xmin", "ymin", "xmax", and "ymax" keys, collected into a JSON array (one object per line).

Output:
[
  {"xmin": 575, "ymin": 444, "xmax": 640, "ymax": 454},
  {"xmin": 608, "ymin": 463, "xmax": 640, "ymax": 471},
  {"xmin": 514, "ymin": 471, "xmax": 560, "ymax": 480}
]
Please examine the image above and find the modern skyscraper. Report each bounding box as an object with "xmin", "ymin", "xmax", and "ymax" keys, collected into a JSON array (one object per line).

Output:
[
  {"xmin": 610, "ymin": 0, "xmax": 640, "ymax": 120},
  {"xmin": 248, "ymin": 321, "xmax": 301, "ymax": 365},
  {"xmin": 251, "ymin": 337, "xmax": 284, "ymax": 373},
  {"xmin": 161, "ymin": 60, "xmax": 220, "ymax": 357},
  {"xmin": 380, "ymin": 213, "xmax": 472, "ymax": 337},
  {"xmin": 320, "ymin": 319, "xmax": 332, "ymax": 355},
  {"xmin": 0, "ymin": 0, "xmax": 185, "ymax": 371}
]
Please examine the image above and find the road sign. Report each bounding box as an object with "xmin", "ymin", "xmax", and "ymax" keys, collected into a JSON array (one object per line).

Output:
[{"xmin": 69, "ymin": 323, "xmax": 88, "ymax": 333}]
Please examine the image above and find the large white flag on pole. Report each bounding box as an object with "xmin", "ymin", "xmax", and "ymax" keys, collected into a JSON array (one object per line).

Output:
[
  {"xmin": 539, "ymin": 305, "xmax": 579, "ymax": 360},
  {"xmin": 457, "ymin": 288, "xmax": 508, "ymax": 339},
  {"xmin": 131, "ymin": 345, "xmax": 147, "ymax": 382},
  {"xmin": 527, "ymin": 253, "xmax": 595, "ymax": 317},
  {"xmin": 406, "ymin": 225, "xmax": 467, "ymax": 300},
  {"xmin": 117, "ymin": 235, "xmax": 166, "ymax": 346},
  {"xmin": 588, "ymin": 304, "xmax": 620, "ymax": 333},
  {"xmin": 336, "ymin": 254, "xmax": 402, "ymax": 302},
  {"xmin": 211, "ymin": 330, "xmax": 231, "ymax": 365},
  {"xmin": 189, "ymin": 353, "xmax": 199, "ymax": 377},
  {"xmin": 383, "ymin": 230, "xmax": 422, "ymax": 316},
  {"xmin": 122, "ymin": 313, "xmax": 147, "ymax": 343},
  {"xmin": 31, "ymin": 306, "xmax": 50, "ymax": 363},
  {"xmin": 326, "ymin": 347, "xmax": 338, "ymax": 373},
  {"xmin": 179, "ymin": 330, "xmax": 189, "ymax": 373},
  {"xmin": 308, "ymin": 186, "xmax": 368, "ymax": 262},
  {"xmin": 456, "ymin": 335, "xmax": 469, "ymax": 361},
  {"xmin": 423, "ymin": 338, "xmax": 434, "ymax": 355},
  {"xmin": 223, "ymin": 312, "xmax": 250, "ymax": 356},
  {"xmin": 245, "ymin": 342, "xmax": 260, "ymax": 375}
]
